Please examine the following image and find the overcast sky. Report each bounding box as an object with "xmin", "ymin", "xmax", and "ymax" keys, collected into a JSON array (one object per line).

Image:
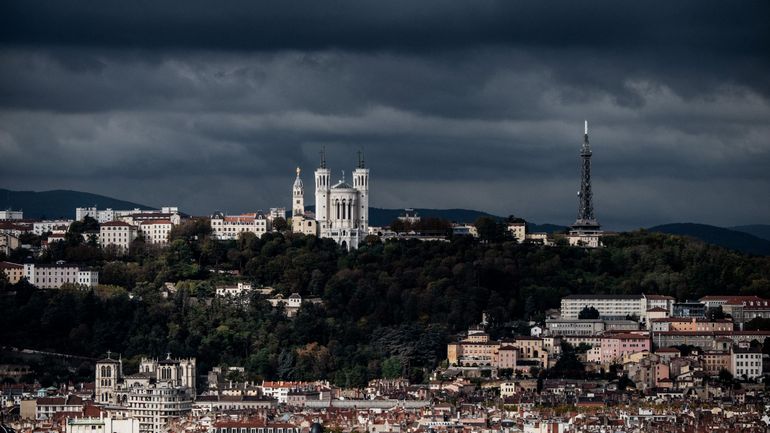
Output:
[{"xmin": 1, "ymin": 1, "xmax": 768, "ymax": 229}]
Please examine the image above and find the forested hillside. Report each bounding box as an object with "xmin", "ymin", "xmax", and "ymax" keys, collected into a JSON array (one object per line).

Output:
[{"xmin": 2, "ymin": 228, "xmax": 769, "ymax": 386}]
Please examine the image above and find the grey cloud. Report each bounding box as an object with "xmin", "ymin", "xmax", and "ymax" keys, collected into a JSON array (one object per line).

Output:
[{"xmin": 0, "ymin": 2, "xmax": 768, "ymax": 230}]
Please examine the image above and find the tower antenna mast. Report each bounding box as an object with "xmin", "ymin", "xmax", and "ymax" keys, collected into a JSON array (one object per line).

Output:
[{"xmin": 573, "ymin": 120, "xmax": 600, "ymax": 230}]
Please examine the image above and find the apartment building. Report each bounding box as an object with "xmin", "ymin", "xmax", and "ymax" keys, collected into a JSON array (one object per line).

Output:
[
  {"xmin": 23, "ymin": 263, "xmax": 98, "ymax": 289},
  {"xmin": 210, "ymin": 212, "xmax": 270, "ymax": 240},
  {"xmin": 99, "ymin": 221, "xmax": 138, "ymax": 253}
]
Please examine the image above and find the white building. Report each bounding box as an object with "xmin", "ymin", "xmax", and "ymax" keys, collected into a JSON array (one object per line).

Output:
[
  {"xmin": 567, "ymin": 230, "xmax": 603, "ymax": 248},
  {"xmin": 525, "ymin": 232, "xmax": 551, "ymax": 245},
  {"xmin": 500, "ymin": 382, "xmax": 517, "ymax": 398},
  {"xmin": 313, "ymin": 152, "xmax": 370, "ymax": 250},
  {"xmin": 507, "ymin": 222, "xmax": 526, "ymax": 243},
  {"xmin": 138, "ymin": 220, "xmax": 173, "ymax": 245},
  {"xmin": 77, "ymin": 207, "xmax": 115, "ymax": 223},
  {"xmin": 398, "ymin": 209, "xmax": 421, "ymax": 225},
  {"xmin": 100, "ymin": 221, "xmax": 138, "ymax": 253},
  {"xmin": 732, "ymin": 348, "xmax": 763, "ymax": 380},
  {"xmin": 77, "ymin": 207, "xmax": 180, "ymax": 223},
  {"xmin": 33, "ymin": 220, "xmax": 74, "ymax": 236},
  {"xmin": 560, "ymin": 294, "xmax": 673, "ymax": 322},
  {"xmin": 119, "ymin": 212, "xmax": 182, "ymax": 227},
  {"xmin": 268, "ymin": 207, "xmax": 287, "ymax": 221},
  {"xmin": 23, "ymin": 263, "xmax": 98, "ymax": 289},
  {"xmin": 0, "ymin": 221, "xmax": 30, "ymax": 236},
  {"xmin": 452, "ymin": 224, "xmax": 478, "ymax": 237},
  {"xmin": 65, "ymin": 416, "xmax": 140, "ymax": 433},
  {"xmin": 210, "ymin": 212, "xmax": 270, "ymax": 240},
  {"xmin": 561, "ymin": 294, "xmax": 645, "ymax": 320},
  {"xmin": 0, "ymin": 210, "xmax": 23, "ymax": 220},
  {"xmin": 127, "ymin": 383, "xmax": 192, "ymax": 433},
  {"xmin": 215, "ymin": 282, "xmax": 253, "ymax": 298}
]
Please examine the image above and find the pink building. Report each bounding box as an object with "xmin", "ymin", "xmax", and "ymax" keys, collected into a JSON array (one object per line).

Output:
[
  {"xmin": 595, "ymin": 333, "xmax": 651, "ymax": 364},
  {"xmin": 494, "ymin": 345, "xmax": 517, "ymax": 369}
]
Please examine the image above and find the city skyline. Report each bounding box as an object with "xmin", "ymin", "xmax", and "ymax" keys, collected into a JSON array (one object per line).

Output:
[{"xmin": 0, "ymin": 1, "xmax": 768, "ymax": 230}]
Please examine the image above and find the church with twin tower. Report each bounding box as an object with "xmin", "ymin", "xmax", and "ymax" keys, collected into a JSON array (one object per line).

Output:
[{"xmin": 291, "ymin": 150, "xmax": 370, "ymax": 250}]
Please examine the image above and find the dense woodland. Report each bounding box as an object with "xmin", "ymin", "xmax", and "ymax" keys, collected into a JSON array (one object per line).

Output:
[{"xmin": 1, "ymin": 217, "xmax": 770, "ymax": 386}]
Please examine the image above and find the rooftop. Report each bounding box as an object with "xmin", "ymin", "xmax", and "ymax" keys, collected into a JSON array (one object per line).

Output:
[
  {"xmin": 100, "ymin": 221, "xmax": 131, "ymax": 227},
  {"xmin": 563, "ymin": 294, "xmax": 644, "ymax": 300}
]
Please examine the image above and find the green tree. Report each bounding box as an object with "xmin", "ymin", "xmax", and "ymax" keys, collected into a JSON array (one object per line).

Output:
[
  {"xmin": 381, "ymin": 356, "xmax": 403, "ymax": 379},
  {"xmin": 578, "ymin": 306, "xmax": 600, "ymax": 320},
  {"xmin": 474, "ymin": 217, "xmax": 504, "ymax": 243},
  {"xmin": 272, "ymin": 217, "xmax": 289, "ymax": 232}
]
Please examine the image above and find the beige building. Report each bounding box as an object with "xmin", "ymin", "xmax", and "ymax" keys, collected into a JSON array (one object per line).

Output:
[
  {"xmin": 1, "ymin": 261, "xmax": 24, "ymax": 283},
  {"xmin": 100, "ymin": 221, "xmax": 138, "ymax": 253},
  {"xmin": 650, "ymin": 318, "xmax": 733, "ymax": 333},
  {"xmin": 292, "ymin": 215, "xmax": 319, "ymax": 236},
  {"xmin": 138, "ymin": 220, "xmax": 173, "ymax": 245},
  {"xmin": 448, "ymin": 328, "xmax": 549, "ymax": 372},
  {"xmin": 0, "ymin": 233, "xmax": 20, "ymax": 255},
  {"xmin": 702, "ymin": 350, "xmax": 731, "ymax": 376}
]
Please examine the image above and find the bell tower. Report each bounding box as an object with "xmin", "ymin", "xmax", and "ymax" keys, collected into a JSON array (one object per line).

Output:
[
  {"xmin": 314, "ymin": 148, "xmax": 331, "ymax": 224},
  {"xmin": 95, "ymin": 352, "xmax": 121, "ymax": 405},
  {"xmin": 353, "ymin": 150, "xmax": 370, "ymax": 230},
  {"xmin": 292, "ymin": 167, "xmax": 304, "ymax": 217}
]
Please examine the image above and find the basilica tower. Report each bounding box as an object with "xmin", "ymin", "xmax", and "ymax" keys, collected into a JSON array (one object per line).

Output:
[
  {"xmin": 314, "ymin": 148, "xmax": 331, "ymax": 223},
  {"xmin": 292, "ymin": 167, "xmax": 304, "ymax": 217},
  {"xmin": 352, "ymin": 150, "xmax": 370, "ymax": 229}
]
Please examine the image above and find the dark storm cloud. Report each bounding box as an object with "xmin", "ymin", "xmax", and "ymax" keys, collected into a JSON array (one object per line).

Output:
[
  {"xmin": 2, "ymin": 1, "xmax": 768, "ymax": 53},
  {"xmin": 0, "ymin": 1, "xmax": 769, "ymax": 229}
]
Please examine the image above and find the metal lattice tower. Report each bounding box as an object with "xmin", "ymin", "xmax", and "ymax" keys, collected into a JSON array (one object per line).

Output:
[{"xmin": 573, "ymin": 121, "xmax": 600, "ymax": 230}]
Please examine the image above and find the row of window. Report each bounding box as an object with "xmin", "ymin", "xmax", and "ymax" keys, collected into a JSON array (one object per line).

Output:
[{"xmin": 218, "ymin": 427, "xmax": 297, "ymax": 433}]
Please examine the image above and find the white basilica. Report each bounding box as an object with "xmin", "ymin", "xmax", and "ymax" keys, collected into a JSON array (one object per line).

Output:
[{"xmin": 291, "ymin": 151, "xmax": 370, "ymax": 249}]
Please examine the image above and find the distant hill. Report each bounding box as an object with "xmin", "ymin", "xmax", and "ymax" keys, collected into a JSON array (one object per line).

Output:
[
  {"xmin": 529, "ymin": 223, "xmax": 570, "ymax": 234},
  {"xmin": 2, "ymin": 188, "xmax": 569, "ymax": 232},
  {"xmin": 730, "ymin": 225, "xmax": 770, "ymax": 242},
  {"xmin": 305, "ymin": 205, "xmax": 498, "ymax": 227},
  {"xmin": 370, "ymin": 207, "xmax": 499, "ymax": 227},
  {"xmin": 0, "ymin": 189, "xmax": 153, "ymax": 219},
  {"xmin": 648, "ymin": 223, "xmax": 770, "ymax": 256},
  {"xmin": 307, "ymin": 206, "xmax": 568, "ymax": 232}
]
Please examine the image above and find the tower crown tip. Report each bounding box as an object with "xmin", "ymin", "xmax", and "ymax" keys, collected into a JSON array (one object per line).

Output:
[{"xmin": 585, "ymin": 120, "xmax": 588, "ymax": 135}]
